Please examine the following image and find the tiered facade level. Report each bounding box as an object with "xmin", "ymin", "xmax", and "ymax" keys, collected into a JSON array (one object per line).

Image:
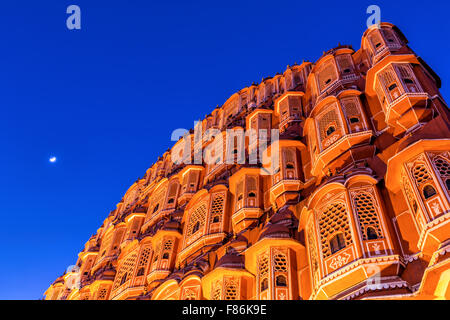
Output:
[{"xmin": 45, "ymin": 23, "xmax": 450, "ymax": 300}]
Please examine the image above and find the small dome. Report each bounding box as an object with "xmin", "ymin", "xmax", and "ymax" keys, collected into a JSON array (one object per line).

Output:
[
  {"xmin": 258, "ymin": 223, "xmax": 291, "ymax": 240},
  {"xmin": 161, "ymin": 220, "xmax": 181, "ymax": 232},
  {"xmin": 215, "ymin": 253, "xmax": 245, "ymax": 269}
]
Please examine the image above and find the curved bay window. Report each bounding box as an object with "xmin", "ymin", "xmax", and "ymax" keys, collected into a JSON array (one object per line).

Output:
[
  {"xmin": 375, "ymin": 63, "xmax": 423, "ymax": 111},
  {"xmin": 404, "ymin": 154, "xmax": 448, "ymax": 222},
  {"xmin": 365, "ymin": 26, "xmax": 403, "ymax": 63}
]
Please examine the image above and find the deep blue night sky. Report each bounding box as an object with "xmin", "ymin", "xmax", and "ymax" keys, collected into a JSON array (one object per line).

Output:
[{"xmin": 0, "ymin": 1, "xmax": 448, "ymax": 299}]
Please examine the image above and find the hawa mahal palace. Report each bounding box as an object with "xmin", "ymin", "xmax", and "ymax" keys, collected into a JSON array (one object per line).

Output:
[{"xmin": 45, "ymin": 23, "xmax": 450, "ymax": 300}]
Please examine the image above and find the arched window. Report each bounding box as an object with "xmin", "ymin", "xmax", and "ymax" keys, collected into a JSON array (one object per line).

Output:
[
  {"xmin": 388, "ymin": 83, "xmax": 397, "ymax": 91},
  {"xmin": 192, "ymin": 221, "xmax": 200, "ymax": 234},
  {"xmin": 276, "ymin": 275, "xmax": 287, "ymax": 287},
  {"xmin": 162, "ymin": 252, "xmax": 169, "ymax": 260},
  {"xmin": 330, "ymin": 233, "xmax": 346, "ymax": 254},
  {"xmin": 248, "ymin": 192, "xmax": 256, "ymax": 198},
  {"xmin": 326, "ymin": 126, "xmax": 336, "ymax": 136},
  {"xmin": 120, "ymin": 273, "xmax": 127, "ymax": 286},
  {"xmin": 423, "ymin": 185, "xmax": 437, "ymax": 199},
  {"xmin": 349, "ymin": 117, "xmax": 359, "ymax": 124},
  {"xmin": 286, "ymin": 163, "xmax": 294, "ymax": 169},
  {"xmin": 261, "ymin": 278, "xmax": 268, "ymax": 292},
  {"xmin": 136, "ymin": 267, "xmax": 145, "ymax": 276},
  {"xmin": 366, "ymin": 227, "xmax": 379, "ymax": 240},
  {"xmin": 152, "ymin": 204, "xmax": 159, "ymax": 213}
]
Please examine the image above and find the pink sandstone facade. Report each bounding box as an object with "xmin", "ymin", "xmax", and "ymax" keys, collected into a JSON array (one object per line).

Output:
[{"xmin": 45, "ymin": 22, "xmax": 450, "ymax": 300}]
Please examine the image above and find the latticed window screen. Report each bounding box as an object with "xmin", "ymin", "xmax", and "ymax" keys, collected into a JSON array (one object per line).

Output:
[
  {"xmin": 285, "ymin": 72, "xmax": 293, "ymax": 90},
  {"xmin": 153, "ymin": 242, "xmax": 161, "ymax": 265},
  {"xmin": 336, "ymin": 55, "xmax": 354, "ymax": 73},
  {"xmin": 317, "ymin": 106, "xmax": 342, "ymax": 142},
  {"xmin": 186, "ymin": 202, "xmax": 207, "ymax": 239},
  {"xmin": 210, "ymin": 193, "xmax": 225, "ymax": 223},
  {"xmin": 318, "ymin": 202, "xmax": 353, "ymax": 258},
  {"xmin": 353, "ymin": 192, "xmax": 383, "ymax": 240},
  {"xmin": 395, "ymin": 64, "xmax": 413, "ymax": 80},
  {"xmin": 382, "ymin": 28, "xmax": 399, "ymax": 45},
  {"xmin": 288, "ymin": 96, "xmax": 302, "ymax": 115},
  {"xmin": 307, "ymin": 224, "xmax": 319, "ymax": 277},
  {"xmin": 273, "ymin": 253, "xmax": 288, "ymax": 272},
  {"xmin": 99, "ymin": 231, "xmax": 113, "ymax": 257},
  {"xmin": 380, "ymin": 68, "xmax": 395, "ymax": 86},
  {"xmin": 375, "ymin": 82, "xmax": 387, "ymax": 107},
  {"xmin": 434, "ymin": 156, "xmax": 450, "ymax": 176},
  {"xmin": 236, "ymin": 180, "xmax": 244, "ymax": 198},
  {"xmin": 164, "ymin": 239, "xmax": 173, "ymax": 250},
  {"xmin": 183, "ymin": 289, "xmax": 197, "ymax": 300},
  {"xmin": 378, "ymin": 67, "xmax": 403, "ymax": 101},
  {"xmin": 283, "ymin": 148, "xmax": 296, "ymax": 167},
  {"xmin": 150, "ymin": 186, "xmax": 166, "ymax": 217},
  {"xmin": 113, "ymin": 252, "xmax": 138, "ymax": 290},
  {"xmin": 97, "ymin": 288, "xmax": 108, "ymax": 300},
  {"xmin": 212, "ymin": 282, "xmax": 222, "ymax": 300},
  {"xmin": 396, "ymin": 64, "xmax": 420, "ymax": 93},
  {"xmin": 279, "ymin": 99, "xmax": 289, "ymax": 121},
  {"xmin": 136, "ymin": 247, "xmax": 152, "ymax": 276},
  {"xmin": 258, "ymin": 254, "xmax": 269, "ymax": 293},
  {"xmin": 369, "ymin": 32, "xmax": 384, "ymax": 50},
  {"xmin": 111, "ymin": 228, "xmax": 125, "ymax": 251},
  {"xmin": 247, "ymin": 177, "xmax": 257, "ymax": 194},
  {"xmin": 80, "ymin": 292, "xmax": 90, "ymax": 300},
  {"xmin": 130, "ymin": 218, "xmax": 140, "ymax": 236},
  {"xmin": 258, "ymin": 254, "xmax": 269, "ymax": 277},
  {"xmin": 224, "ymin": 282, "xmax": 238, "ymax": 300},
  {"xmin": 433, "ymin": 156, "xmax": 450, "ymax": 189},
  {"xmin": 167, "ymin": 182, "xmax": 178, "ymax": 204},
  {"xmin": 403, "ymin": 175, "xmax": 418, "ymax": 214},
  {"xmin": 341, "ymin": 98, "xmax": 362, "ymax": 126},
  {"xmin": 317, "ymin": 61, "xmax": 338, "ymax": 92},
  {"xmin": 412, "ymin": 162, "xmax": 433, "ymax": 189}
]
